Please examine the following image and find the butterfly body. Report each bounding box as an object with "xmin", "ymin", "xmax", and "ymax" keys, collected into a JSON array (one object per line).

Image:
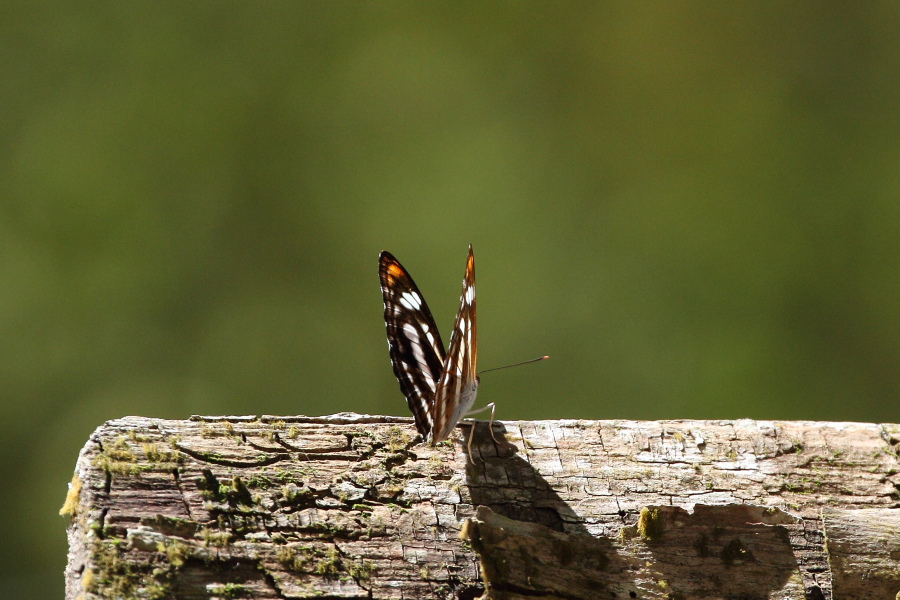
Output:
[
  {"xmin": 431, "ymin": 377, "xmax": 479, "ymax": 444},
  {"xmin": 379, "ymin": 246, "xmax": 478, "ymax": 445}
]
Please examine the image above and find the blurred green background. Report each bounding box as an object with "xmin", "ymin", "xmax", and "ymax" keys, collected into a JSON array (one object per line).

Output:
[{"xmin": 5, "ymin": 2, "xmax": 900, "ymax": 597}]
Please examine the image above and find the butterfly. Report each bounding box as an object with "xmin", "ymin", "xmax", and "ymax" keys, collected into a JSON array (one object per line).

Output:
[{"xmin": 378, "ymin": 245, "xmax": 483, "ymax": 449}]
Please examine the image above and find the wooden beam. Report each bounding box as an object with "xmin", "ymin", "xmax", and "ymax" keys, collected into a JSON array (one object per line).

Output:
[{"xmin": 62, "ymin": 414, "xmax": 900, "ymax": 599}]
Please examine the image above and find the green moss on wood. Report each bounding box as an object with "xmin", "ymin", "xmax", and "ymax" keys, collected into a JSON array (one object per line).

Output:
[
  {"xmin": 156, "ymin": 538, "xmax": 191, "ymax": 568},
  {"xmin": 276, "ymin": 544, "xmax": 375, "ymax": 582},
  {"xmin": 88, "ymin": 539, "xmax": 173, "ymax": 600},
  {"xmin": 200, "ymin": 527, "xmax": 232, "ymax": 548},
  {"xmin": 142, "ymin": 442, "xmax": 183, "ymax": 465},
  {"xmin": 314, "ymin": 548, "xmax": 342, "ymax": 576},
  {"xmin": 142, "ymin": 514, "xmax": 198, "ymax": 538},
  {"xmin": 637, "ymin": 507, "xmax": 664, "ymax": 541},
  {"xmin": 59, "ymin": 473, "xmax": 82, "ymax": 517},
  {"xmin": 276, "ymin": 545, "xmax": 311, "ymax": 572},
  {"xmin": 385, "ymin": 426, "xmax": 412, "ymax": 452},
  {"xmin": 347, "ymin": 558, "xmax": 375, "ymax": 582},
  {"xmin": 209, "ymin": 583, "xmax": 249, "ymax": 598}
]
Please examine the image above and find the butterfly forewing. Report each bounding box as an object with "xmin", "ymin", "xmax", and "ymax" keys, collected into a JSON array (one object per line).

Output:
[
  {"xmin": 378, "ymin": 251, "xmax": 446, "ymax": 437},
  {"xmin": 430, "ymin": 246, "xmax": 478, "ymax": 444}
]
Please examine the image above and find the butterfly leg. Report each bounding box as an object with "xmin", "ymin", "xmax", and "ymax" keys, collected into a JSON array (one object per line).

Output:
[
  {"xmin": 464, "ymin": 402, "xmax": 498, "ymax": 443},
  {"xmin": 465, "ymin": 424, "xmax": 476, "ymax": 464}
]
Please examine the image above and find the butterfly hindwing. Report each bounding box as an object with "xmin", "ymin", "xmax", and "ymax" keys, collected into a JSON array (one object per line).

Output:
[
  {"xmin": 379, "ymin": 251, "xmax": 446, "ymax": 438},
  {"xmin": 430, "ymin": 246, "xmax": 478, "ymax": 444}
]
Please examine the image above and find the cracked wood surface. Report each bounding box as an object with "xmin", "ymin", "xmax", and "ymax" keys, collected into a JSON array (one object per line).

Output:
[{"xmin": 62, "ymin": 414, "xmax": 900, "ymax": 600}]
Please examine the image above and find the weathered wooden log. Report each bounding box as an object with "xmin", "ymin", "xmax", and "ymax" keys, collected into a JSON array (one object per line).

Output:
[{"xmin": 61, "ymin": 414, "xmax": 900, "ymax": 600}]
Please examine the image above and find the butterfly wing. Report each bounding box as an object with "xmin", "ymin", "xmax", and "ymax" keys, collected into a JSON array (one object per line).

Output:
[
  {"xmin": 379, "ymin": 251, "xmax": 446, "ymax": 438},
  {"xmin": 430, "ymin": 245, "xmax": 479, "ymax": 444}
]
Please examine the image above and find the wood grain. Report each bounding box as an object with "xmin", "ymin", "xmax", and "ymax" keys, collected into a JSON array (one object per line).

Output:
[{"xmin": 62, "ymin": 414, "xmax": 900, "ymax": 599}]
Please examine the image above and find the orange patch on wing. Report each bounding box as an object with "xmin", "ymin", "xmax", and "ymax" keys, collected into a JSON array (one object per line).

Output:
[{"xmin": 386, "ymin": 262, "xmax": 405, "ymax": 280}]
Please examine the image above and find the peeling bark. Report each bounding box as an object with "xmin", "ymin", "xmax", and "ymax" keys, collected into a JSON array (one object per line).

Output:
[{"xmin": 62, "ymin": 415, "xmax": 900, "ymax": 600}]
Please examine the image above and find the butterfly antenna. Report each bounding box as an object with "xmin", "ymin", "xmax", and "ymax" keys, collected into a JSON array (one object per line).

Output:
[{"xmin": 478, "ymin": 355, "xmax": 549, "ymax": 375}]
